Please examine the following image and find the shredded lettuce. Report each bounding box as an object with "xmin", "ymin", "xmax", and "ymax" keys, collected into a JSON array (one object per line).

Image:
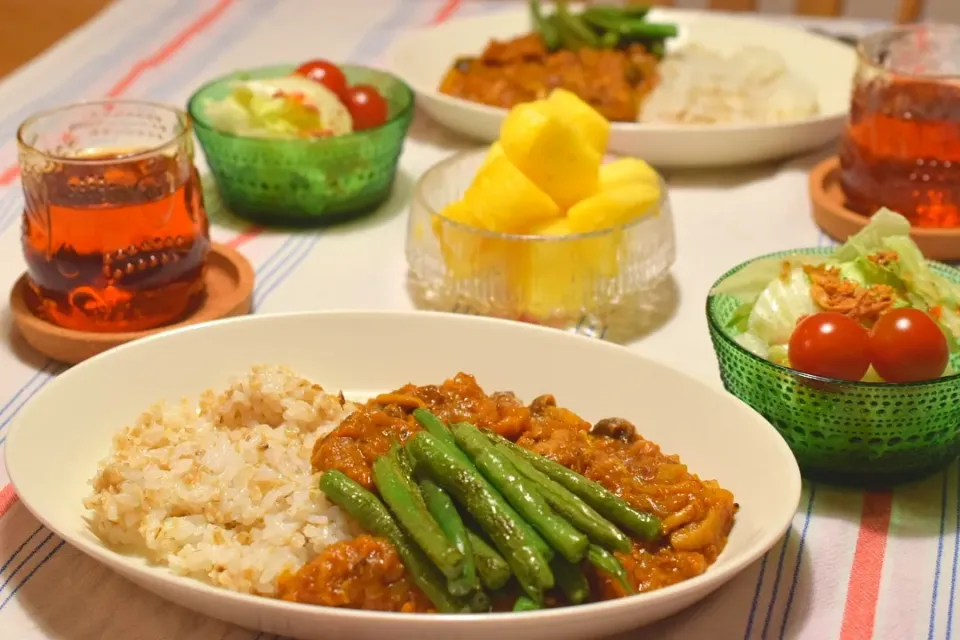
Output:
[
  {"xmin": 713, "ymin": 207, "xmax": 960, "ymax": 380},
  {"xmin": 831, "ymin": 208, "xmax": 960, "ymax": 350},
  {"xmin": 745, "ymin": 265, "xmax": 817, "ymax": 346},
  {"xmin": 710, "ymin": 253, "xmax": 825, "ymax": 303},
  {"xmin": 203, "ymin": 76, "xmax": 353, "ymax": 139}
]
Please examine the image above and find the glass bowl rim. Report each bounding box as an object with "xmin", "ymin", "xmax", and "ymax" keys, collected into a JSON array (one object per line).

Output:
[
  {"xmin": 706, "ymin": 246, "xmax": 960, "ymax": 389},
  {"xmin": 415, "ymin": 147, "xmax": 671, "ymax": 243},
  {"xmin": 856, "ymin": 23, "xmax": 960, "ymax": 81},
  {"xmin": 186, "ymin": 63, "xmax": 415, "ymax": 142},
  {"xmin": 16, "ymin": 99, "xmax": 192, "ymax": 165}
]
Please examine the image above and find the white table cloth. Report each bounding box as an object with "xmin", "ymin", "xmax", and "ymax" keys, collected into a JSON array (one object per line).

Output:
[{"xmin": 0, "ymin": 2, "xmax": 948, "ymax": 639}]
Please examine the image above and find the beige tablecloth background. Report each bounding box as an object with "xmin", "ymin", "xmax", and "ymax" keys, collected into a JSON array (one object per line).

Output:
[{"xmin": 0, "ymin": 2, "xmax": 953, "ymax": 639}]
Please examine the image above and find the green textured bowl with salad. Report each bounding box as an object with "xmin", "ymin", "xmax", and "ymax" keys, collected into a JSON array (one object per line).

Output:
[
  {"xmin": 707, "ymin": 209, "xmax": 960, "ymax": 486},
  {"xmin": 188, "ymin": 60, "xmax": 414, "ymax": 224}
]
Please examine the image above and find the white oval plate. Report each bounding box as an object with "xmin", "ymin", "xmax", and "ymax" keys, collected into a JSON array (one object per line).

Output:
[
  {"xmin": 7, "ymin": 311, "xmax": 800, "ymax": 640},
  {"xmin": 386, "ymin": 7, "xmax": 856, "ymax": 168}
]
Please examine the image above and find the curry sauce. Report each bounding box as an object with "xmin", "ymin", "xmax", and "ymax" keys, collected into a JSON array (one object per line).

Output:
[
  {"xmin": 439, "ymin": 34, "xmax": 660, "ymax": 122},
  {"xmin": 283, "ymin": 373, "xmax": 736, "ymax": 611}
]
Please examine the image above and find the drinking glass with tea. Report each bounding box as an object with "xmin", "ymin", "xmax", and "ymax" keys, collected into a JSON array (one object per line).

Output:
[
  {"xmin": 18, "ymin": 101, "xmax": 210, "ymax": 333},
  {"xmin": 839, "ymin": 24, "xmax": 960, "ymax": 228}
]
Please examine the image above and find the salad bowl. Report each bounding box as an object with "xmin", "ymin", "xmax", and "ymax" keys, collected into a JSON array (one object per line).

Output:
[
  {"xmin": 707, "ymin": 211, "xmax": 960, "ymax": 486},
  {"xmin": 188, "ymin": 64, "xmax": 414, "ymax": 224}
]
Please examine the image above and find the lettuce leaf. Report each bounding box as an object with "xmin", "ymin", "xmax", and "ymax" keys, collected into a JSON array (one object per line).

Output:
[
  {"xmin": 831, "ymin": 208, "xmax": 960, "ymax": 346},
  {"xmin": 745, "ymin": 265, "xmax": 817, "ymax": 346}
]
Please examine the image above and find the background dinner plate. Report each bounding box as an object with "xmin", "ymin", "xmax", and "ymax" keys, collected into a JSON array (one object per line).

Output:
[
  {"xmin": 6, "ymin": 311, "xmax": 801, "ymax": 640},
  {"xmin": 385, "ymin": 7, "xmax": 857, "ymax": 168}
]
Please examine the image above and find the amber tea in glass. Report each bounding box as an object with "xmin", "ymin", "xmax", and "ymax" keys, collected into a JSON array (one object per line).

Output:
[
  {"xmin": 18, "ymin": 101, "xmax": 210, "ymax": 333},
  {"xmin": 839, "ymin": 24, "xmax": 960, "ymax": 228}
]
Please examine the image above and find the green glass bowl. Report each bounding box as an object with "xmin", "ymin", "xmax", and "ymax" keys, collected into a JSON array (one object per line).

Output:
[
  {"xmin": 187, "ymin": 64, "xmax": 414, "ymax": 225},
  {"xmin": 707, "ymin": 248, "xmax": 960, "ymax": 487}
]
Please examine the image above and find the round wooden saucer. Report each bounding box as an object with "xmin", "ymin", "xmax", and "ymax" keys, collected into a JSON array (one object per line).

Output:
[
  {"xmin": 10, "ymin": 243, "xmax": 254, "ymax": 364},
  {"xmin": 810, "ymin": 156, "xmax": 960, "ymax": 261}
]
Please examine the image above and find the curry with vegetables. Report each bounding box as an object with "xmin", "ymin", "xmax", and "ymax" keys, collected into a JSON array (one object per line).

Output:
[
  {"xmin": 437, "ymin": 2, "xmax": 678, "ymax": 122},
  {"xmin": 278, "ymin": 373, "xmax": 736, "ymax": 613}
]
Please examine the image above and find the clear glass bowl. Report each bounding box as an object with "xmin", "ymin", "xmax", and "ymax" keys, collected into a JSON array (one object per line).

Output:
[
  {"xmin": 707, "ymin": 248, "xmax": 960, "ymax": 488},
  {"xmin": 406, "ymin": 149, "xmax": 676, "ymax": 336},
  {"xmin": 187, "ymin": 65, "xmax": 414, "ymax": 225}
]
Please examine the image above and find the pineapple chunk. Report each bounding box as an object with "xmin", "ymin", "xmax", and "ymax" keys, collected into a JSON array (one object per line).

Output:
[
  {"xmin": 478, "ymin": 142, "xmax": 507, "ymax": 173},
  {"xmin": 566, "ymin": 183, "xmax": 661, "ymax": 233},
  {"xmin": 463, "ymin": 152, "xmax": 560, "ymax": 233},
  {"xmin": 520, "ymin": 217, "xmax": 621, "ymax": 317},
  {"xmin": 546, "ymin": 89, "xmax": 610, "ymax": 156},
  {"xmin": 434, "ymin": 199, "xmax": 522, "ymax": 281},
  {"xmin": 499, "ymin": 102, "xmax": 601, "ymax": 210},
  {"xmin": 599, "ymin": 158, "xmax": 660, "ymax": 191}
]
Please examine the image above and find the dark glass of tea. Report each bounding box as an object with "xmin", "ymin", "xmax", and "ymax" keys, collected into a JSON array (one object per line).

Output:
[
  {"xmin": 839, "ymin": 24, "xmax": 960, "ymax": 228},
  {"xmin": 18, "ymin": 102, "xmax": 210, "ymax": 333}
]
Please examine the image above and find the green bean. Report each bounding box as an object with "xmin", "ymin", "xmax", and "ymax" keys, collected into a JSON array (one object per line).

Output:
[
  {"xmin": 497, "ymin": 445, "xmax": 631, "ymax": 553},
  {"xmin": 467, "ymin": 530, "xmax": 512, "ymax": 590},
  {"xmin": 412, "ymin": 408, "xmax": 459, "ymax": 452},
  {"xmin": 557, "ymin": 1, "xmax": 600, "ymax": 48},
  {"xmin": 552, "ymin": 557, "xmax": 590, "ymax": 604},
  {"xmin": 587, "ymin": 544, "xmax": 635, "ymax": 595},
  {"xmin": 420, "ymin": 477, "xmax": 480, "ymax": 596},
  {"xmin": 450, "ymin": 422, "xmax": 496, "ymax": 459},
  {"xmin": 469, "ymin": 589, "xmax": 492, "ymax": 613},
  {"xmin": 439, "ymin": 423, "xmax": 555, "ymax": 562},
  {"xmin": 648, "ymin": 40, "xmax": 665, "ymax": 58},
  {"xmin": 317, "ymin": 470, "xmax": 470, "ymax": 613},
  {"xmin": 390, "ymin": 444, "xmax": 418, "ymax": 491},
  {"xmin": 372, "ymin": 456, "xmax": 464, "ymax": 579},
  {"xmin": 408, "ymin": 432, "xmax": 554, "ymax": 602},
  {"xmin": 581, "ymin": 10, "xmax": 677, "ymax": 40},
  {"xmin": 582, "ymin": 5, "xmax": 651, "ymax": 21},
  {"xmin": 552, "ymin": 12, "xmax": 587, "ymax": 51},
  {"xmin": 599, "ymin": 31, "xmax": 620, "ymax": 48},
  {"xmin": 487, "ymin": 432, "xmax": 661, "ymax": 541},
  {"xmin": 464, "ymin": 438, "xmax": 588, "ymax": 563},
  {"xmin": 513, "ymin": 595, "xmax": 541, "ymax": 612},
  {"xmin": 529, "ymin": 0, "xmax": 560, "ymax": 51}
]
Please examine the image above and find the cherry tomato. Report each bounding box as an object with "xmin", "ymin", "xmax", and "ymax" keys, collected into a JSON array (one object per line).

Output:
[
  {"xmin": 788, "ymin": 312, "xmax": 871, "ymax": 381},
  {"xmin": 343, "ymin": 84, "xmax": 389, "ymax": 131},
  {"xmin": 869, "ymin": 308, "xmax": 949, "ymax": 383},
  {"xmin": 294, "ymin": 59, "xmax": 348, "ymax": 98}
]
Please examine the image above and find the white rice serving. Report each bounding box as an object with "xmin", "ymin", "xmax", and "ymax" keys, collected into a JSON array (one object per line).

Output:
[
  {"xmin": 84, "ymin": 365, "xmax": 359, "ymax": 596},
  {"xmin": 640, "ymin": 44, "xmax": 820, "ymax": 124}
]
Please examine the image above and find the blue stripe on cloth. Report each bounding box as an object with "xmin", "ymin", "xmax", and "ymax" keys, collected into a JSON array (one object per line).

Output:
[
  {"xmin": 945, "ymin": 466, "xmax": 960, "ymax": 640},
  {"xmin": 929, "ymin": 470, "xmax": 950, "ymax": 639},
  {"xmin": 778, "ymin": 484, "xmax": 817, "ymax": 639},
  {"xmin": 759, "ymin": 529, "xmax": 794, "ymax": 639}
]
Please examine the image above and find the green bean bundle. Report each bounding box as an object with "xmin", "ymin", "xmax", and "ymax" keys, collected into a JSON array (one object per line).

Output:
[{"xmin": 408, "ymin": 431, "xmax": 555, "ymax": 602}]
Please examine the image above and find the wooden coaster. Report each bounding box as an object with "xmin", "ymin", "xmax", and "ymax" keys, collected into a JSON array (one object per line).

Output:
[
  {"xmin": 810, "ymin": 156, "xmax": 960, "ymax": 261},
  {"xmin": 10, "ymin": 243, "xmax": 254, "ymax": 365}
]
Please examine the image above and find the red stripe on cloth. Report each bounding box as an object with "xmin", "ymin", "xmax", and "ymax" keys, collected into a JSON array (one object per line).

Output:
[
  {"xmin": 220, "ymin": 0, "xmax": 464, "ymax": 248},
  {"xmin": 0, "ymin": 484, "xmax": 19, "ymax": 519},
  {"xmin": 839, "ymin": 491, "xmax": 894, "ymax": 640},
  {"xmin": 0, "ymin": 0, "xmax": 238, "ymax": 187},
  {"xmin": 106, "ymin": 0, "xmax": 236, "ymax": 98},
  {"xmin": 430, "ymin": 0, "xmax": 462, "ymax": 24}
]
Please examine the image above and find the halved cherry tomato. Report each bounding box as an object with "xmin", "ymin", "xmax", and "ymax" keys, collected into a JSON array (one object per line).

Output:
[
  {"xmin": 788, "ymin": 312, "xmax": 871, "ymax": 381},
  {"xmin": 343, "ymin": 84, "xmax": 389, "ymax": 131},
  {"xmin": 294, "ymin": 59, "xmax": 348, "ymax": 98},
  {"xmin": 870, "ymin": 308, "xmax": 948, "ymax": 383}
]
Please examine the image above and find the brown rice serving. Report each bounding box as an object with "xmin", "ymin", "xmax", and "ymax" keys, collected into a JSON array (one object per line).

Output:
[{"xmin": 84, "ymin": 365, "xmax": 358, "ymax": 596}]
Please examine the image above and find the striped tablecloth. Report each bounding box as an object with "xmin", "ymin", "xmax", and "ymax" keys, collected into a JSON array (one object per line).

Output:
[{"xmin": 0, "ymin": 1, "xmax": 951, "ymax": 638}]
